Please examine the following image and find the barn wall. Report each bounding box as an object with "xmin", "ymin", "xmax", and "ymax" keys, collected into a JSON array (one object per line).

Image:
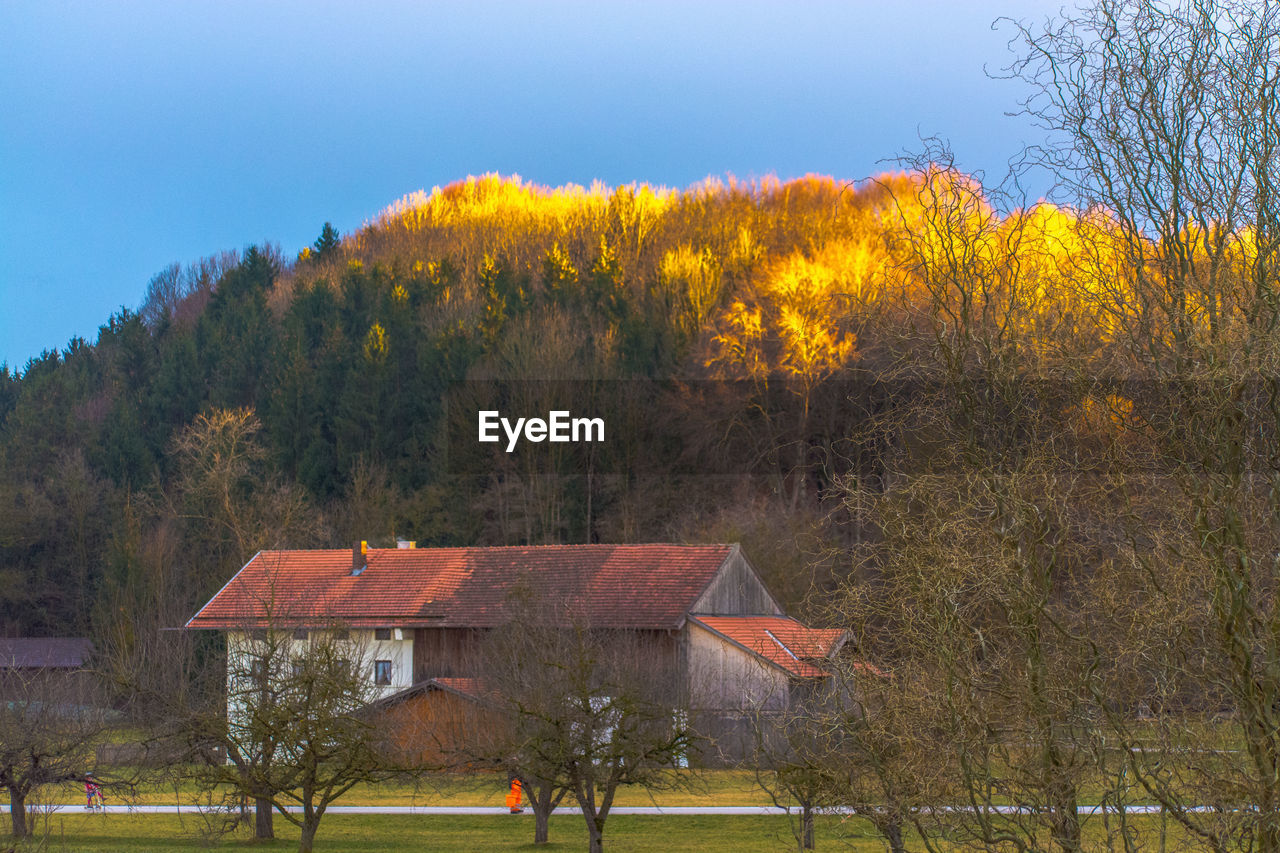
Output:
[
  {"xmin": 0, "ymin": 668, "xmax": 98, "ymax": 704},
  {"xmin": 412, "ymin": 628, "xmax": 679, "ymax": 683},
  {"xmin": 685, "ymin": 622, "xmax": 787, "ymax": 712},
  {"xmin": 690, "ymin": 711, "xmax": 766, "ymax": 767},
  {"xmin": 626, "ymin": 629, "xmax": 683, "ymax": 704},
  {"xmin": 690, "ymin": 548, "xmax": 783, "ymax": 615},
  {"xmin": 372, "ymin": 689, "xmax": 503, "ymax": 768},
  {"xmin": 413, "ymin": 628, "xmax": 485, "ymax": 681},
  {"xmin": 630, "ymin": 629, "xmax": 680, "ymax": 673},
  {"xmin": 683, "ymin": 622, "xmax": 789, "ymax": 766}
]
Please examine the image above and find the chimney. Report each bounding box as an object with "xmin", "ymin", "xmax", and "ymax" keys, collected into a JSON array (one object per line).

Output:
[
  {"xmin": 396, "ymin": 539, "xmax": 416, "ymax": 549},
  {"xmin": 351, "ymin": 541, "xmax": 368, "ymax": 576}
]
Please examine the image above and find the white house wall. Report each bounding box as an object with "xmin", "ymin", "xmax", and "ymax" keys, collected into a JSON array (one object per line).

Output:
[{"xmin": 225, "ymin": 628, "xmax": 414, "ymax": 736}]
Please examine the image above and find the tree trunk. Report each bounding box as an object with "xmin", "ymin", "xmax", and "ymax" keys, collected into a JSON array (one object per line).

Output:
[
  {"xmin": 254, "ymin": 796, "xmax": 274, "ymax": 839},
  {"xmin": 801, "ymin": 804, "xmax": 815, "ymax": 850},
  {"xmin": 1049, "ymin": 789, "xmax": 1081, "ymax": 853},
  {"xmin": 9, "ymin": 786, "xmax": 28, "ymax": 839},
  {"xmin": 298, "ymin": 818, "xmax": 320, "ymax": 853},
  {"xmin": 1257, "ymin": 754, "xmax": 1280, "ymax": 853},
  {"xmin": 885, "ymin": 821, "xmax": 906, "ymax": 853},
  {"xmin": 529, "ymin": 779, "xmax": 563, "ymax": 845},
  {"xmin": 586, "ymin": 814, "xmax": 605, "ymax": 853}
]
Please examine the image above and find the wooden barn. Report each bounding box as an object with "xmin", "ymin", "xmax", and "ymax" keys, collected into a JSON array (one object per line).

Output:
[{"xmin": 186, "ymin": 543, "xmax": 848, "ymax": 764}]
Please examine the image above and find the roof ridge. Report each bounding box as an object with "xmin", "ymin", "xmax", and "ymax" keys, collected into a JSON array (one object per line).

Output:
[
  {"xmin": 188, "ymin": 544, "xmax": 743, "ymax": 631},
  {"xmin": 363, "ymin": 542, "xmax": 732, "ymax": 550}
]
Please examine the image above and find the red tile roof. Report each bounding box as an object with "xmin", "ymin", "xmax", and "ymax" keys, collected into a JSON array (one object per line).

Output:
[
  {"xmin": 430, "ymin": 677, "xmax": 495, "ymax": 702},
  {"xmin": 365, "ymin": 676, "xmax": 495, "ymax": 711},
  {"xmin": 689, "ymin": 616, "xmax": 848, "ymax": 678},
  {"xmin": 186, "ymin": 544, "xmax": 738, "ymax": 631}
]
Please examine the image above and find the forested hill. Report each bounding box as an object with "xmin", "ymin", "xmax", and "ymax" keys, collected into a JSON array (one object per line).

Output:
[
  {"xmin": 0, "ymin": 170, "xmax": 1169, "ymax": 641},
  {"xmin": 0, "ymin": 174, "xmax": 893, "ymax": 638}
]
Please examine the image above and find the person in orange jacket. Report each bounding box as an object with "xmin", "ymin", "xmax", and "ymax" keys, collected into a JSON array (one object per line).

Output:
[{"xmin": 505, "ymin": 775, "xmax": 523, "ymax": 814}]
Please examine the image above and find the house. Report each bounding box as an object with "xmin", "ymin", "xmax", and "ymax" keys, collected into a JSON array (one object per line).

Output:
[
  {"xmin": 0, "ymin": 637, "xmax": 96, "ymax": 704},
  {"xmin": 186, "ymin": 543, "xmax": 849, "ymax": 764}
]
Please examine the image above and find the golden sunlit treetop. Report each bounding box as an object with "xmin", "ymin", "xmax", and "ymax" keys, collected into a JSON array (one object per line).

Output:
[{"xmin": 295, "ymin": 170, "xmax": 1277, "ymax": 387}]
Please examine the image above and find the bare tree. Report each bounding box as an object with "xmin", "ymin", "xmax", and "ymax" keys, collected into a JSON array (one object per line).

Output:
[
  {"xmin": 103, "ymin": 553, "xmax": 396, "ymax": 851},
  {"xmin": 479, "ymin": 603, "xmax": 691, "ymax": 853},
  {"xmin": 169, "ymin": 408, "xmax": 320, "ymax": 584},
  {"xmin": 97, "ymin": 411, "xmax": 325, "ymax": 843},
  {"xmin": 193, "ymin": 622, "xmax": 395, "ymax": 853},
  {"xmin": 826, "ymin": 149, "xmax": 1121, "ymax": 853},
  {"xmin": 1007, "ymin": 2, "xmax": 1280, "ymax": 849},
  {"xmin": 0, "ymin": 667, "xmax": 110, "ymax": 839},
  {"xmin": 814, "ymin": 4, "xmax": 1280, "ymax": 851},
  {"xmin": 752, "ymin": 699, "xmax": 844, "ymax": 851},
  {"xmin": 751, "ymin": 661, "xmax": 925, "ymax": 853}
]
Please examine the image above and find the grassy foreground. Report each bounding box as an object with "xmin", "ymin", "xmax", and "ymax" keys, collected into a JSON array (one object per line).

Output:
[
  {"xmin": 5, "ymin": 811, "xmax": 1210, "ymax": 853},
  {"xmin": 15, "ymin": 770, "xmax": 773, "ymax": 809},
  {"xmin": 8, "ymin": 812, "xmax": 881, "ymax": 852}
]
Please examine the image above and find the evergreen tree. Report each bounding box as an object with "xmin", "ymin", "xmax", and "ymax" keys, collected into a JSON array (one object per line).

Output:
[{"xmin": 313, "ymin": 222, "xmax": 340, "ymax": 261}]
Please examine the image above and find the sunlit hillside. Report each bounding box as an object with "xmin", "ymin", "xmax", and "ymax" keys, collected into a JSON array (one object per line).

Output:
[
  {"xmin": 0, "ymin": 167, "xmax": 1272, "ymax": 641},
  {"xmin": 286, "ymin": 170, "xmax": 1265, "ymax": 385}
]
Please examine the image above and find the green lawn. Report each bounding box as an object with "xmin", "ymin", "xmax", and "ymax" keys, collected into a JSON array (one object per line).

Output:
[
  {"xmin": 0, "ymin": 770, "xmax": 1212, "ymax": 851},
  {"xmin": 19, "ymin": 769, "xmax": 773, "ymax": 808},
  {"xmin": 8, "ymin": 813, "xmax": 883, "ymax": 852},
  {"xmin": 6, "ymin": 811, "xmax": 1213, "ymax": 852}
]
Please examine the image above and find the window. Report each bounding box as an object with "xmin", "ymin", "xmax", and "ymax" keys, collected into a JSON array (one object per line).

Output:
[
  {"xmin": 374, "ymin": 660, "xmax": 392, "ymax": 685},
  {"xmin": 331, "ymin": 629, "xmax": 349, "ymax": 642},
  {"xmin": 293, "ymin": 628, "xmax": 308, "ymax": 640},
  {"xmin": 374, "ymin": 628, "xmax": 392, "ymax": 641},
  {"xmin": 249, "ymin": 658, "xmax": 267, "ymax": 681}
]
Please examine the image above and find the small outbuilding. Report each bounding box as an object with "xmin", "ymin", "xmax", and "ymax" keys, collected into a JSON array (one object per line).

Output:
[{"xmin": 0, "ymin": 637, "xmax": 96, "ymax": 704}]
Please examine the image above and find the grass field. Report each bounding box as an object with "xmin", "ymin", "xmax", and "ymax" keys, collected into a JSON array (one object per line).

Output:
[
  {"xmin": 3, "ymin": 772, "xmax": 845, "ymax": 852},
  {"xmin": 14, "ymin": 769, "xmax": 774, "ymax": 809},
  {"xmin": 7, "ymin": 812, "xmax": 880, "ymax": 852},
  {"xmin": 7, "ymin": 811, "xmax": 1211, "ymax": 853},
  {"xmin": 1, "ymin": 770, "xmax": 1204, "ymax": 851}
]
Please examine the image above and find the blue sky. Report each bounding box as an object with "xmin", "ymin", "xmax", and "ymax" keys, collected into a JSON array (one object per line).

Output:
[{"xmin": 0, "ymin": 1, "xmax": 1062, "ymax": 370}]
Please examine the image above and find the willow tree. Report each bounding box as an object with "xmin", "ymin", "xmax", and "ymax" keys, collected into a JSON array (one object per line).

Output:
[{"xmin": 834, "ymin": 151, "xmax": 1116, "ymax": 853}]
